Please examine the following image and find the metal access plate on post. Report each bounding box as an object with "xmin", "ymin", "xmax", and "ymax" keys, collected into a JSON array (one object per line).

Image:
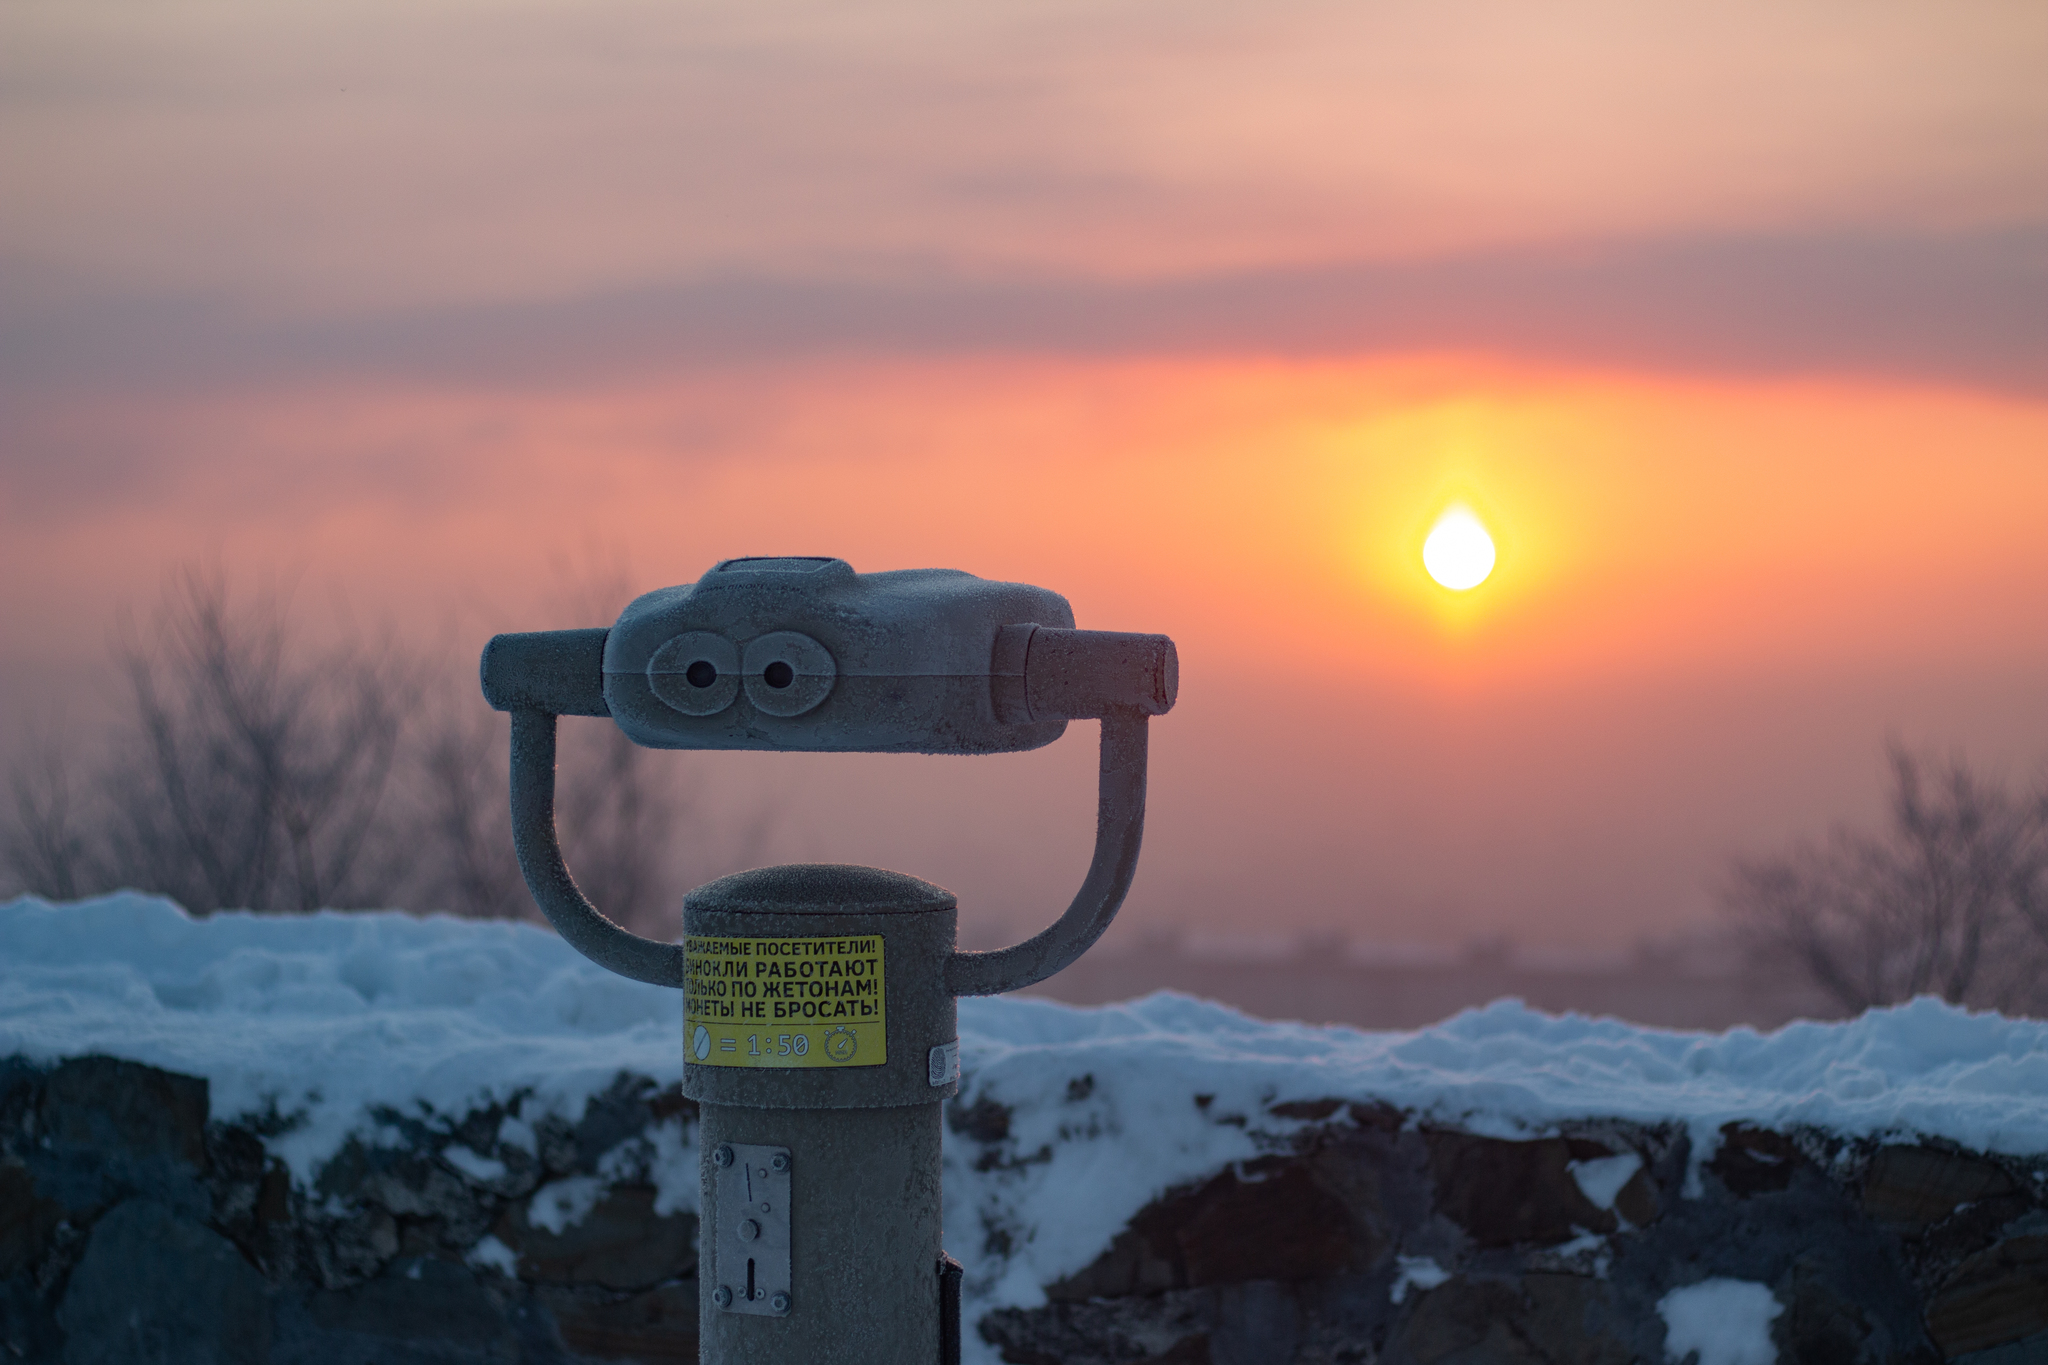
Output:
[{"xmin": 712, "ymin": 1143, "xmax": 793, "ymax": 1316}]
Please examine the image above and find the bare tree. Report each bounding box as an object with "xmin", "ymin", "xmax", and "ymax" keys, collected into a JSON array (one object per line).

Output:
[
  {"xmin": 3, "ymin": 572, "xmax": 413, "ymax": 913},
  {"xmin": 5, "ymin": 563, "xmax": 777, "ymax": 930},
  {"xmin": 553, "ymin": 719, "xmax": 679, "ymax": 935},
  {"xmin": 1722, "ymin": 745, "xmax": 2048, "ymax": 1015},
  {"xmin": 2016, "ymin": 787, "xmax": 2048, "ymax": 960},
  {"xmin": 408, "ymin": 704, "xmax": 523, "ymax": 919},
  {"xmin": 6, "ymin": 742, "xmax": 95, "ymax": 901}
]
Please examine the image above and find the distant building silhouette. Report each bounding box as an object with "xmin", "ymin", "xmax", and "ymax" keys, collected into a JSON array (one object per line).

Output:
[{"xmin": 1023, "ymin": 925, "xmax": 1836, "ymax": 1031}]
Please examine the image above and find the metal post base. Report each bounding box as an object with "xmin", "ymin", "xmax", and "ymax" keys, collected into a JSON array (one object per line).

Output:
[{"xmin": 699, "ymin": 1101, "xmax": 943, "ymax": 1365}]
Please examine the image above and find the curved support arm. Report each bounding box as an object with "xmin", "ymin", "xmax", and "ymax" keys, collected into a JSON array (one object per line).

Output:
[
  {"xmin": 509, "ymin": 709, "xmax": 687, "ymax": 987},
  {"xmin": 945, "ymin": 712, "xmax": 1149, "ymax": 997},
  {"xmin": 513, "ymin": 704, "xmax": 1151, "ymax": 997}
]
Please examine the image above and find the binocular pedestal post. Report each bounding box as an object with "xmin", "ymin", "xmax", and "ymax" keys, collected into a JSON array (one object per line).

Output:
[{"xmin": 680, "ymin": 865, "xmax": 960, "ymax": 1365}]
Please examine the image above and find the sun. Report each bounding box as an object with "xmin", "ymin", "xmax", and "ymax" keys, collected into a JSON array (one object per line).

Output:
[{"xmin": 1422, "ymin": 506, "xmax": 1496, "ymax": 590}]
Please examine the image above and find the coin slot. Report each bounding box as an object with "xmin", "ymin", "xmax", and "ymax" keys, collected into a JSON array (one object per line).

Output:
[{"xmin": 714, "ymin": 1142, "xmax": 791, "ymax": 1317}]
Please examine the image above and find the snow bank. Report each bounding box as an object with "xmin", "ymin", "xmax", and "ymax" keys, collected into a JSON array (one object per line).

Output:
[
  {"xmin": 7, "ymin": 891, "xmax": 2047, "ymax": 1168},
  {"xmin": 6, "ymin": 891, "xmax": 2047, "ymax": 1315},
  {"xmin": 1, "ymin": 893, "xmax": 685, "ymax": 1180},
  {"xmin": 960, "ymin": 985, "xmax": 2048, "ymax": 1154}
]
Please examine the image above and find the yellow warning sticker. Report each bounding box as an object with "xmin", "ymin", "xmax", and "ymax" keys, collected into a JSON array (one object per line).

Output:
[{"xmin": 683, "ymin": 935, "xmax": 887, "ymax": 1069}]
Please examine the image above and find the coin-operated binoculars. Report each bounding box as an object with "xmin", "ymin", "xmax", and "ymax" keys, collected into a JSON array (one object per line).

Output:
[{"xmin": 480, "ymin": 556, "xmax": 1176, "ymax": 1365}]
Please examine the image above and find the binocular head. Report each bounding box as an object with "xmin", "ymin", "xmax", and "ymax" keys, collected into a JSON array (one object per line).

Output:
[{"xmin": 482, "ymin": 556, "xmax": 1176, "ymax": 753}]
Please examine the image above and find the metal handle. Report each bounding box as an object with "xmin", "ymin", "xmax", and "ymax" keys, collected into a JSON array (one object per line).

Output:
[
  {"xmin": 509, "ymin": 705, "xmax": 1151, "ymax": 998},
  {"xmin": 509, "ymin": 709, "xmax": 686, "ymax": 986},
  {"xmin": 944, "ymin": 711, "xmax": 1149, "ymax": 997}
]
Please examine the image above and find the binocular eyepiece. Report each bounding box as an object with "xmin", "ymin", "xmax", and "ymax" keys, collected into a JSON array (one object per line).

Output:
[{"xmin": 481, "ymin": 556, "xmax": 1175, "ymax": 751}]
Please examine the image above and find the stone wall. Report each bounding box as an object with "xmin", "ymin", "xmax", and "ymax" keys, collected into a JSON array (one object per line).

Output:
[
  {"xmin": 962, "ymin": 1098, "xmax": 2048, "ymax": 1365},
  {"xmin": 4, "ymin": 1054, "xmax": 2045, "ymax": 1364},
  {"xmin": 1, "ymin": 1055, "xmax": 700, "ymax": 1364}
]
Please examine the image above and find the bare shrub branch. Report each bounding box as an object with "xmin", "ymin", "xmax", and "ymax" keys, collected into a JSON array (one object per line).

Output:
[
  {"xmin": 555, "ymin": 719, "xmax": 681, "ymax": 937},
  {"xmin": 116, "ymin": 569, "xmax": 412, "ymax": 911},
  {"xmin": 6, "ymin": 563, "xmax": 777, "ymax": 928},
  {"xmin": 2, "ymin": 571, "xmax": 413, "ymax": 912},
  {"xmin": 1722, "ymin": 745, "xmax": 2048, "ymax": 1014},
  {"xmin": 6, "ymin": 742, "xmax": 96, "ymax": 901},
  {"xmin": 408, "ymin": 705, "xmax": 523, "ymax": 919}
]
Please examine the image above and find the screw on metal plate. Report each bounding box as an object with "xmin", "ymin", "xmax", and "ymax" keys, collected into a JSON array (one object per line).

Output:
[{"xmin": 714, "ymin": 1143, "xmax": 792, "ymax": 1316}]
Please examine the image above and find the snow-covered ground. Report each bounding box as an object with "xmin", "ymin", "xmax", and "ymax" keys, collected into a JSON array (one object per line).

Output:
[{"xmin": 6, "ymin": 892, "xmax": 2048, "ymax": 1335}]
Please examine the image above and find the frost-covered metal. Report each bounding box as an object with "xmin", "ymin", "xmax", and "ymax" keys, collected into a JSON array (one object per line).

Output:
[{"xmin": 480, "ymin": 556, "xmax": 1177, "ymax": 1365}]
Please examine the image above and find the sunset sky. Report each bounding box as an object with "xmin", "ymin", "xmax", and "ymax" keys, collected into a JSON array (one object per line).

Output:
[{"xmin": 4, "ymin": 0, "xmax": 2046, "ymax": 949}]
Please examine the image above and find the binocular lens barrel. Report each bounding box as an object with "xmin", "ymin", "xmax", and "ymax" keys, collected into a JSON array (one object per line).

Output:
[
  {"xmin": 482, "ymin": 625, "xmax": 1176, "ymax": 726},
  {"xmin": 480, "ymin": 628, "xmax": 610, "ymax": 717}
]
